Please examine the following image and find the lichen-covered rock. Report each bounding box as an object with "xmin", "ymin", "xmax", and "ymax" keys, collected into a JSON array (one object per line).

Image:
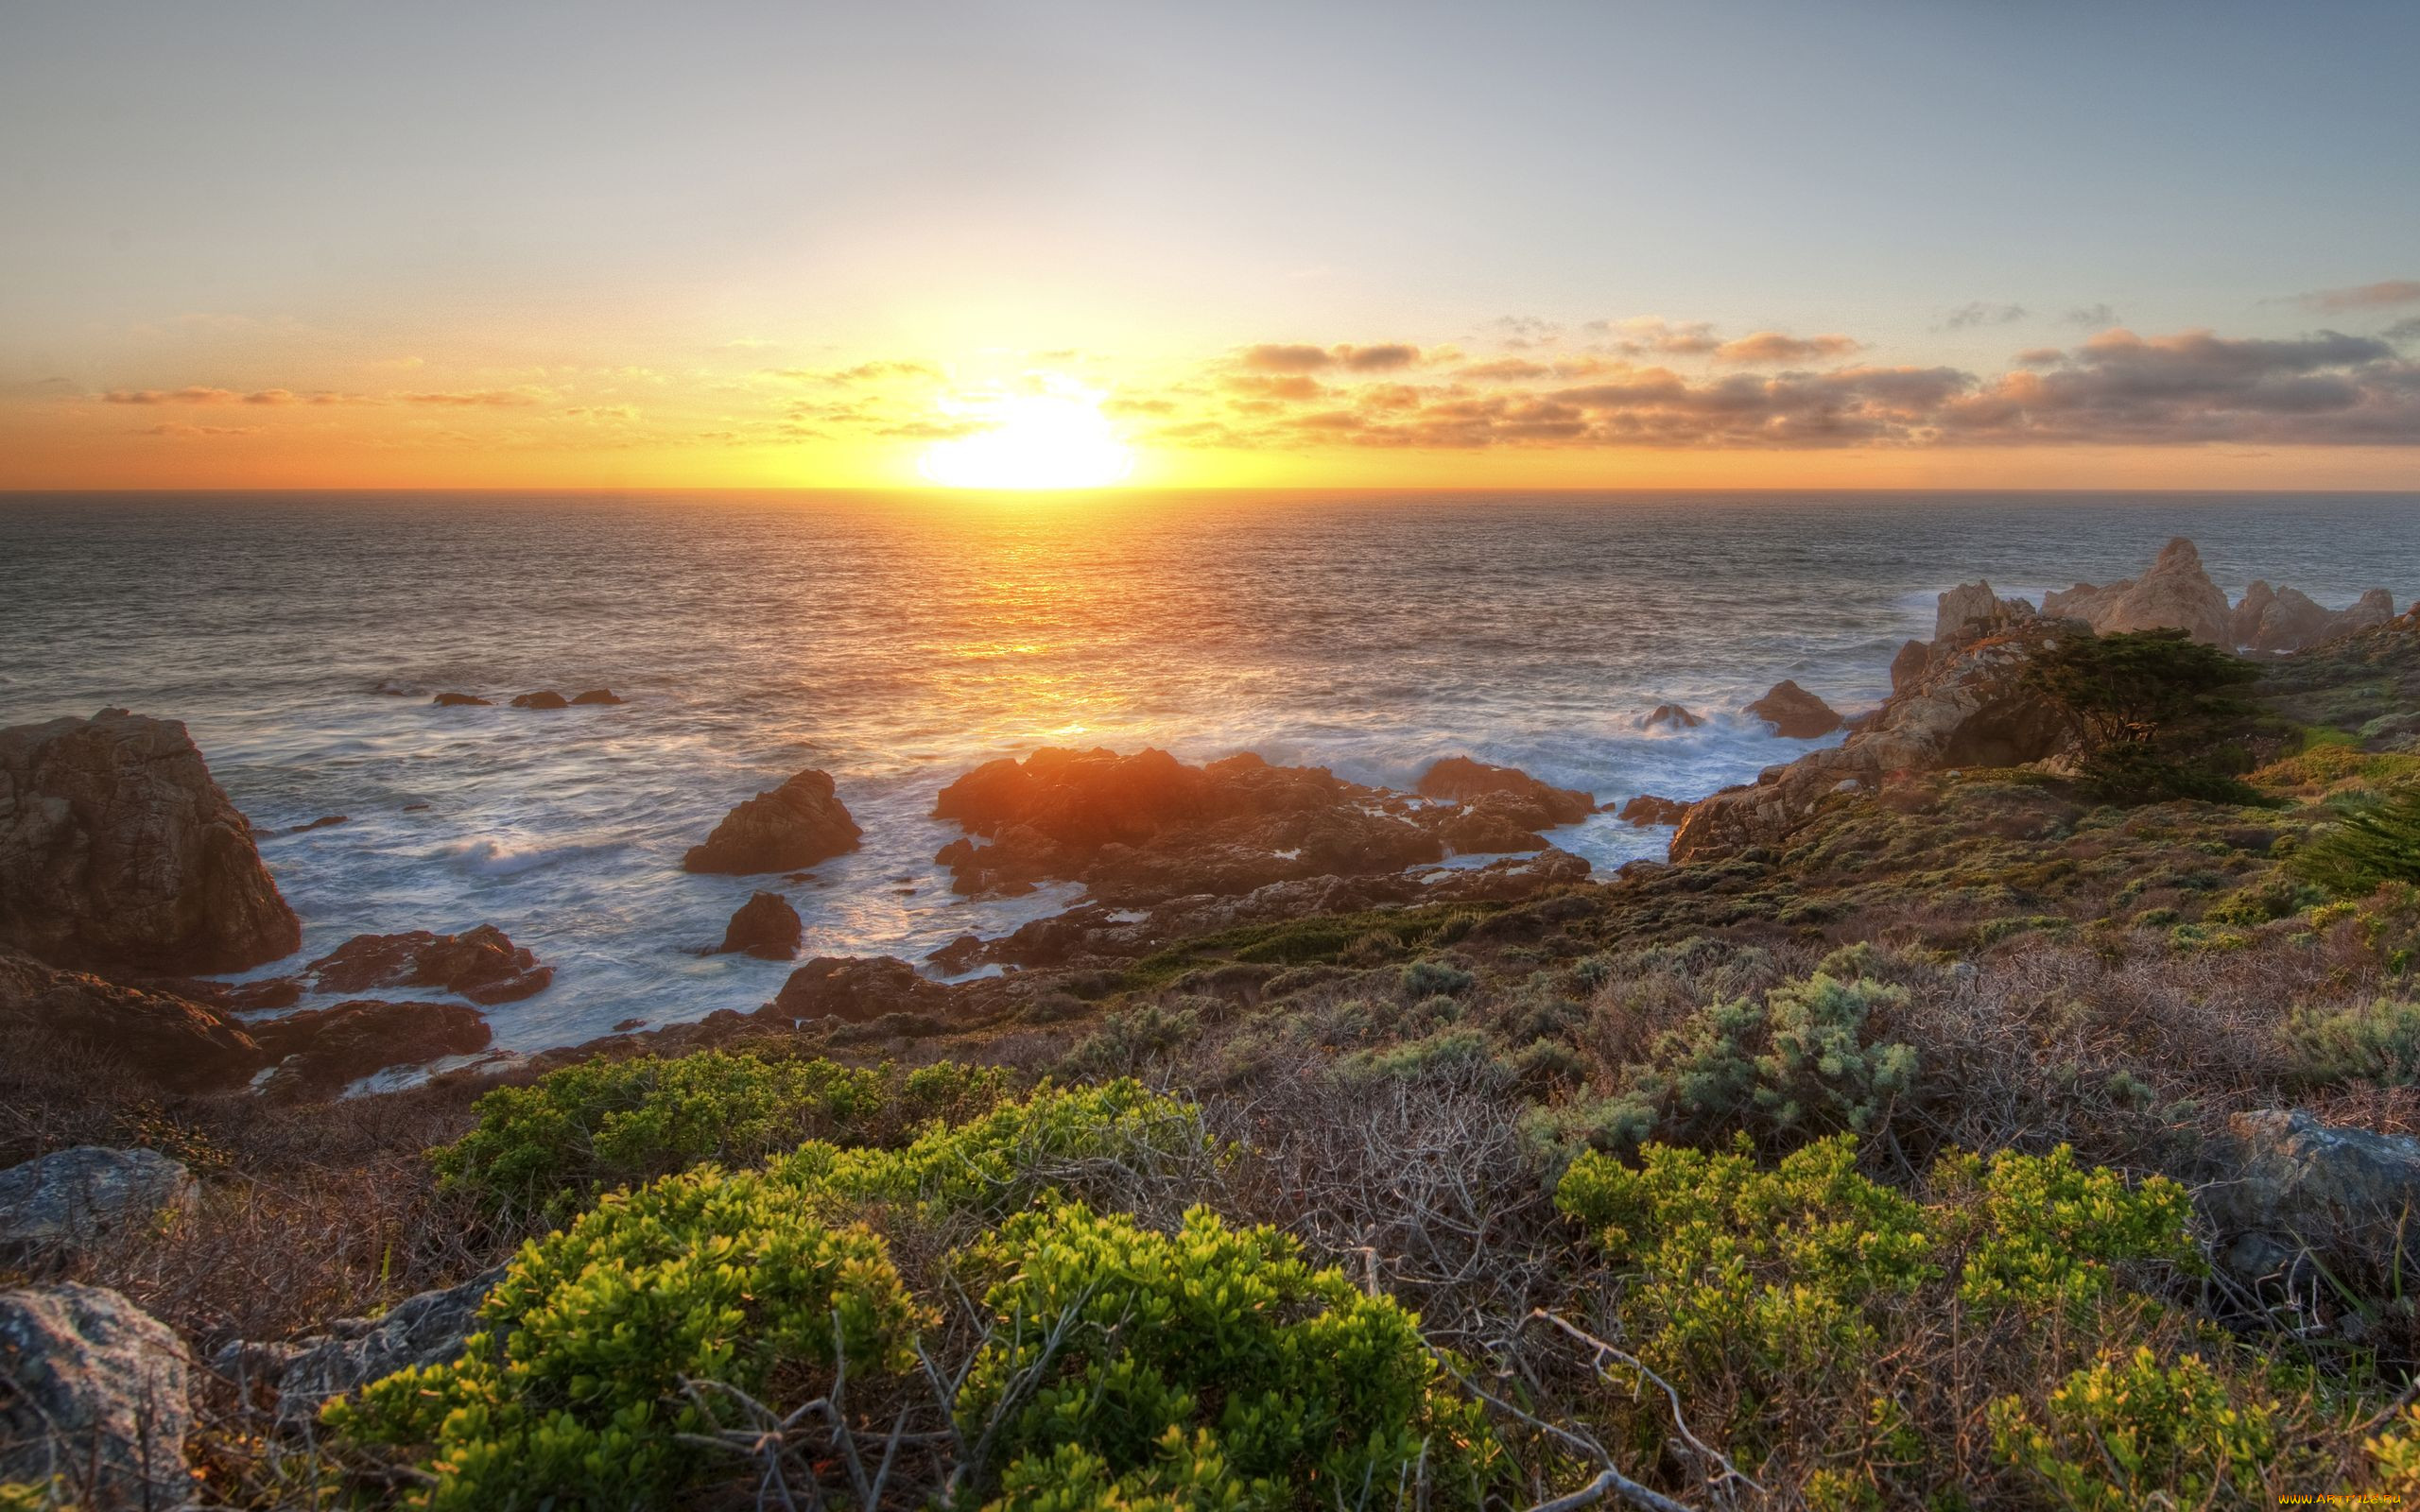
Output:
[
  {"xmin": 0, "ymin": 1283, "xmax": 190, "ymax": 1508},
  {"xmin": 1743, "ymin": 679, "xmax": 1842, "ymax": 739},
  {"xmin": 304, "ymin": 924, "xmax": 551, "ymax": 1005},
  {"xmin": 0, "ymin": 1148, "xmax": 198, "ymax": 1265},
  {"xmin": 0, "ymin": 945, "xmax": 264, "ymax": 1092},
  {"xmin": 0, "ymin": 709, "xmax": 301, "ymax": 974},
  {"xmin": 2205, "ymin": 1108, "xmax": 2420, "ymax": 1278},
  {"xmin": 715, "ymin": 891, "xmax": 803, "ymax": 959},
  {"xmin": 683, "ymin": 769, "xmax": 862, "ymax": 875},
  {"xmin": 217, "ymin": 1265, "xmax": 502, "ymax": 1424},
  {"xmin": 252, "ymin": 999, "xmax": 492, "ymax": 1100},
  {"xmin": 2043, "ymin": 537, "xmax": 2232, "ymax": 645}
]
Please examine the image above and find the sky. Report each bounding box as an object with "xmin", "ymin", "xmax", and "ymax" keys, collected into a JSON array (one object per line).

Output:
[{"xmin": 2, "ymin": 0, "xmax": 2417, "ymax": 490}]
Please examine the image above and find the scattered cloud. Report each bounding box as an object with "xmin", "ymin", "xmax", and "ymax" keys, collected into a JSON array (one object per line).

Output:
[
  {"xmin": 103, "ymin": 387, "xmax": 242, "ymax": 404},
  {"xmin": 2385, "ymin": 317, "xmax": 2420, "ymax": 345},
  {"xmin": 1586, "ymin": 318, "xmax": 1720, "ymax": 357},
  {"xmin": 1943, "ymin": 302, "xmax": 2028, "ymax": 331},
  {"xmin": 398, "ymin": 387, "xmax": 552, "ymax": 406},
  {"xmin": 767, "ymin": 360, "xmax": 942, "ymax": 385},
  {"xmin": 2284, "ymin": 280, "xmax": 2420, "ymax": 313},
  {"xmin": 142, "ymin": 422, "xmax": 259, "ymax": 438},
  {"xmin": 1712, "ymin": 331, "xmax": 1863, "ymax": 365},
  {"xmin": 2064, "ymin": 304, "xmax": 2119, "ymax": 329},
  {"xmin": 1232, "ymin": 342, "xmax": 1425, "ymax": 373}
]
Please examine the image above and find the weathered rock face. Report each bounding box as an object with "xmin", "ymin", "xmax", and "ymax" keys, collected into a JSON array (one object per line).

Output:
[
  {"xmin": 2204, "ymin": 1109, "xmax": 2420, "ymax": 1280},
  {"xmin": 2231, "ymin": 581, "xmax": 2396, "ymax": 655},
  {"xmin": 765, "ymin": 955, "xmax": 953, "ymax": 1024},
  {"xmin": 1415, "ymin": 757, "xmax": 1594, "ymax": 826},
  {"xmin": 716, "ymin": 891, "xmax": 803, "ymax": 959},
  {"xmin": 1889, "ymin": 640, "xmax": 1932, "ymax": 693},
  {"xmin": 304, "ymin": 924, "xmax": 551, "ymax": 1005},
  {"xmin": 1671, "ymin": 620, "xmax": 2077, "ymax": 863},
  {"xmin": 2042, "ymin": 537, "xmax": 2232, "ymax": 645},
  {"xmin": 1743, "ymin": 680, "xmax": 1843, "ymax": 739},
  {"xmin": 0, "ymin": 1148, "xmax": 198, "ymax": 1265},
  {"xmin": 1616, "ymin": 795, "xmax": 1690, "ymax": 828},
  {"xmin": 683, "ymin": 769, "xmax": 862, "ymax": 875},
  {"xmin": 0, "ymin": 945, "xmax": 264, "ymax": 1092},
  {"xmin": 0, "ymin": 1283, "xmax": 190, "ymax": 1509},
  {"xmin": 252, "ymin": 1000, "xmax": 492, "ymax": 1100},
  {"xmin": 1640, "ymin": 703, "xmax": 1703, "ymax": 730},
  {"xmin": 932, "ymin": 747, "xmax": 1443, "ymax": 904},
  {"xmin": 0, "ymin": 710, "xmax": 301, "ymax": 974},
  {"xmin": 217, "ymin": 1266, "xmax": 502, "ymax": 1424}
]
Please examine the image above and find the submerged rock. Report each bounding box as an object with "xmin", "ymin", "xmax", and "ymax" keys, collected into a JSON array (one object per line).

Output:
[
  {"xmin": 510, "ymin": 690, "xmax": 569, "ymax": 710},
  {"xmin": 0, "ymin": 708, "xmax": 302, "ymax": 974},
  {"xmin": 0, "ymin": 1147, "xmax": 199, "ymax": 1265},
  {"xmin": 683, "ymin": 769, "xmax": 862, "ymax": 875},
  {"xmin": 2042, "ymin": 537, "xmax": 2232, "ymax": 645},
  {"xmin": 1639, "ymin": 703, "xmax": 1704, "ymax": 730},
  {"xmin": 431, "ymin": 692, "xmax": 491, "ymax": 707},
  {"xmin": 570, "ymin": 688, "xmax": 624, "ymax": 705},
  {"xmin": 305, "ymin": 924, "xmax": 552, "ymax": 1005},
  {"xmin": 0, "ymin": 1283, "xmax": 191, "ymax": 1508},
  {"xmin": 716, "ymin": 891, "xmax": 803, "ymax": 959},
  {"xmin": 1743, "ymin": 680, "xmax": 1842, "ymax": 739},
  {"xmin": 253, "ymin": 999, "xmax": 492, "ymax": 1099},
  {"xmin": 0, "ymin": 945, "xmax": 265, "ymax": 1092}
]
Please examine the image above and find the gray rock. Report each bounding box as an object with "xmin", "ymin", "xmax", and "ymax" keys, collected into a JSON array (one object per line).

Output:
[
  {"xmin": 2206, "ymin": 1108, "xmax": 2420, "ymax": 1277},
  {"xmin": 216, "ymin": 1265, "xmax": 503, "ymax": 1424},
  {"xmin": 0, "ymin": 1148, "xmax": 198, "ymax": 1264},
  {"xmin": 0, "ymin": 1283, "xmax": 190, "ymax": 1508}
]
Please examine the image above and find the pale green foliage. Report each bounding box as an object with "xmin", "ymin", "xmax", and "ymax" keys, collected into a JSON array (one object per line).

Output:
[
  {"xmin": 1989, "ymin": 1348, "xmax": 2279, "ymax": 1510},
  {"xmin": 959, "ymin": 1202, "xmax": 1498, "ymax": 1509},
  {"xmin": 1063, "ymin": 1002, "xmax": 1203, "ymax": 1076},
  {"xmin": 2279, "ymin": 996, "xmax": 2420, "ymax": 1087}
]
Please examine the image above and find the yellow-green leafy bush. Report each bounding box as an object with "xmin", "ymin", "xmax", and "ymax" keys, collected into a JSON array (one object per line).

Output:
[
  {"xmin": 958, "ymin": 1202, "xmax": 1499, "ymax": 1509},
  {"xmin": 1989, "ymin": 1348, "xmax": 2279, "ymax": 1510}
]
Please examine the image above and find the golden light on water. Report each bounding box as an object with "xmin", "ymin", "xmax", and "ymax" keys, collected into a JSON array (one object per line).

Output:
[{"xmin": 917, "ymin": 380, "xmax": 1135, "ymax": 490}]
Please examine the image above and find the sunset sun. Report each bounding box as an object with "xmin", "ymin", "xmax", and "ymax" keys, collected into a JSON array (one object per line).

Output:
[{"xmin": 917, "ymin": 383, "xmax": 1135, "ymax": 490}]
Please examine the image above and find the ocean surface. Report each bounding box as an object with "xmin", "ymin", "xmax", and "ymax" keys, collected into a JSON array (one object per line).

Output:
[{"xmin": 4, "ymin": 490, "xmax": 2415, "ymax": 1060}]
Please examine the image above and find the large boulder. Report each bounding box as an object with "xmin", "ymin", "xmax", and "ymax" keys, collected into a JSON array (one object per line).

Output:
[
  {"xmin": 0, "ymin": 710, "xmax": 301, "ymax": 974},
  {"xmin": 764, "ymin": 955, "xmax": 953, "ymax": 1024},
  {"xmin": 1414, "ymin": 757, "xmax": 1593, "ymax": 825},
  {"xmin": 2204, "ymin": 1108, "xmax": 2420, "ymax": 1280},
  {"xmin": 0, "ymin": 946, "xmax": 264, "ymax": 1092},
  {"xmin": 217, "ymin": 1265, "xmax": 502, "ymax": 1425},
  {"xmin": 931, "ymin": 747, "xmax": 1443, "ymax": 904},
  {"xmin": 683, "ymin": 769, "xmax": 862, "ymax": 875},
  {"xmin": 2231, "ymin": 582, "xmax": 2396, "ymax": 655},
  {"xmin": 0, "ymin": 1283, "xmax": 190, "ymax": 1508},
  {"xmin": 1617, "ymin": 795, "xmax": 1690, "ymax": 828},
  {"xmin": 1743, "ymin": 680, "xmax": 1842, "ymax": 739},
  {"xmin": 303, "ymin": 924, "xmax": 551, "ymax": 1005},
  {"xmin": 0, "ymin": 1148, "xmax": 199, "ymax": 1266},
  {"xmin": 2042, "ymin": 537, "xmax": 2232, "ymax": 645},
  {"xmin": 715, "ymin": 891, "xmax": 803, "ymax": 959},
  {"xmin": 252, "ymin": 1000, "xmax": 492, "ymax": 1099},
  {"xmin": 1671, "ymin": 619, "xmax": 2077, "ymax": 863}
]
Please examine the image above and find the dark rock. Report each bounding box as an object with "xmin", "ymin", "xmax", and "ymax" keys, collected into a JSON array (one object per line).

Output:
[
  {"xmin": 1415, "ymin": 757, "xmax": 1593, "ymax": 824},
  {"xmin": 928, "ymin": 933, "xmax": 989, "ymax": 974},
  {"xmin": 123, "ymin": 971, "xmax": 300, "ymax": 1013},
  {"xmin": 716, "ymin": 891, "xmax": 803, "ymax": 960},
  {"xmin": 1, "ymin": 945, "xmax": 266, "ymax": 1092},
  {"xmin": 0, "ymin": 1283, "xmax": 190, "ymax": 1507},
  {"xmin": 218, "ymin": 1265, "xmax": 504, "ymax": 1424},
  {"xmin": 611, "ymin": 1016, "xmax": 646, "ymax": 1032},
  {"xmin": 1639, "ymin": 703, "xmax": 1703, "ymax": 730},
  {"xmin": 1889, "ymin": 639, "xmax": 1931, "ymax": 693},
  {"xmin": 569, "ymin": 688, "xmax": 624, "ymax": 705},
  {"xmin": 0, "ymin": 709, "xmax": 302, "ymax": 974},
  {"xmin": 1744, "ymin": 680, "xmax": 1843, "ymax": 739},
  {"xmin": 683, "ymin": 769, "xmax": 861, "ymax": 875},
  {"xmin": 510, "ymin": 690, "xmax": 569, "ymax": 710},
  {"xmin": 304, "ymin": 924, "xmax": 551, "ymax": 1005},
  {"xmin": 253, "ymin": 999, "xmax": 492, "ymax": 1099},
  {"xmin": 0, "ymin": 1148, "xmax": 199, "ymax": 1265},
  {"xmin": 2205, "ymin": 1109, "xmax": 2420, "ymax": 1281},
  {"xmin": 1617, "ymin": 795, "xmax": 1690, "ymax": 827},
  {"xmin": 764, "ymin": 955, "xmax": 952, "ymax": 1024},
  {"xmin": 287, "ymin": 815, "xmax": 349, "ymax": 834},
  {"xmin": 431, "ymin": 693, "xmax": 490, "ymax": 707}
]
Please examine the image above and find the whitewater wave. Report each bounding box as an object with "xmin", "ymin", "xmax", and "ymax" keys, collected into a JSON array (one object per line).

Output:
[{"xmin": 438, "ymin": 835, "xmax": 626, "ymax": 878}]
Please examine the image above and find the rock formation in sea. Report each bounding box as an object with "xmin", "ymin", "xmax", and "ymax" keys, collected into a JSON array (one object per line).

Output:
[
  {"xmin": 302, "ymin": 924, "xmax": 552, "ymax": 1005},
  {"xmin": 431, "ymin": 692, "xmax": 490, "ymax": 706},
  {"xmin": 1889, "ymin": 640, "xmax": 1931, "ymax": 693},
  {"xmin": 1931, "ymin": 580, "xmax": 2036, "ymax": 643},
  {"xmin": 0, "ymin": 709, "xmax": 301, "ymax": 975},
  {"xmin": 2042, "ymin": 537, "xmax": 2233, "ymax": 645},
  {"xmin": 1743, "ymin": 679, "xmax": 1843, "ymax": 739},
  {"xmin": 251, "ymin": 999, "xmax": 493, "ymax": 1100},
  {"xmin": 510, "ymin": 690, "xmax": 570, "ymax": 710},
  {"xmin": 683, "ymin": 768, "xmax": 863, "ymax": 875},
  {"xmin": 569, "ymin": 688, "xmax": 624, "ymax": 705},
  {"xmin": 716, "ymin": 891, "xmax": 804, "ymax": 959},
  {"xmin": 766, "ymin": 954, "xmax": 956, "ymax": 1024},
  {"xmin": 1640, "ymin": 702, "xmax": 1704, "ymax": 730},
  {"xmin": 1415, "ymin": 756, "xmax": 1594, "ymax": 823},
  {"xmin": 2231, "ymin": 581, "xmax": 2396, "ymax": 654},
  {"xmin": 1616, "ymin": 794, "xmax": 1690, "ymax": 828},
  {"xmin": 1672, "ymin": 618, "xmax": 2077, "ymax": 863}
]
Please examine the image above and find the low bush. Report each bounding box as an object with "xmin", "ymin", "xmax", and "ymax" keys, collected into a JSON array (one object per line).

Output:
[
  {"xmin": 1615, "ymin": 971, "xmax": 1918, "ymax": 1146},
  {"xmin": 2280, "ymin": 996, "xmax": 2420, "ymax": 1087},
  {"xmin": 1989, "ymin": 1348, "xmax": 2280, "ymax": 1511},
  {"xmin": 1061, "ymin": 1001, "xmax": 1202, "ymax": 1076}
]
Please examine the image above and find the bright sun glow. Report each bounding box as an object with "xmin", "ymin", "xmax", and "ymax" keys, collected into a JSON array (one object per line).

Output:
[{"xmin": 917, "ymin": 380, "xmax": 1135, "ymax": 490}]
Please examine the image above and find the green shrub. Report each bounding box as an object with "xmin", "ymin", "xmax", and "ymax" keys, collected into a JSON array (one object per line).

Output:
[
  {"xmin": 1939, "ymin": 1145, "xmax": 2198, "ymax": 1315},
  {"xmin": 1616, "ymin": 971, "xmax": 1917, "ymax": 1145},
  {"xmin": 2280, "ymin": 997, "xmax": 2420, "ymax": 1087},
  {"xmin": 1062, "ymin": 1002, "xmax": 1202, "ymax": 1077},
  {"xmin": 1398, "ymin": 959, "xmax": 1474, "ymax": 998},
  {"xmin": 2296, "ymin": 789, "xmax": 2420, "ymax": 897},
  {"xmin": 956, "ymin": 1201, "xmax": 1499, "ymax": 1508},
  {"xmin": 1989, "ymin": 1348, "xmax": 2279, "ymax": 1511},
  {"xmin": 1341, "ymin": 1027, "xmax": 1503, "ymax": 1085},
  {"xmin": 430, "ymin": 1051, "xmax": 893, "ymax": 1221}
]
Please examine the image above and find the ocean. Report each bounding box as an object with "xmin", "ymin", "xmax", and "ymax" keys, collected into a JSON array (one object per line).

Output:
[{"xmin": 4, "ymin": 490, "xmax": 2414, "ymax": 1056}]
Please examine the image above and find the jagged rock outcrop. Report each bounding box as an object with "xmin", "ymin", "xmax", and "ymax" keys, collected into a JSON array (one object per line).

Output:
[
  {"xmin": 216, "ymin": 1265, "xmax": 503, "ymax": 1424},
  {"xmin": 683, "ymin": 769, "xmax": 862, "ymax": 875},
  {"xmin": 1889, "ymin": 640, "xmax": 1931, "ymax": 693},
  {"xmin": 0, "ymin": 1283, "xmax": 190, "ymax": 1508},
  {"xmin": 2042, "ymin": 537, "xmax": 2232, "ymax": 645},
  {"xmin": 0, "ymin": 945, "xmax": 265, "ymax": 1092},
  {"xmin": 1743, "ymin": 680, "xmax": 1842, "ymax": 739},
  {"xmin": 1639, "ymin": 703, "xmax": 1703, "ymax": 730},
  {"xmin": 1617, "ymin": 795, "xmax": 1690, "ymax": 828},
  {"xmin": 0, "ymin": 1148, "xmax": 199, "ymax": 1266},
  {"xmin": 0, "ymin": 709, "xmax": 301, "ymax": 974},
  {"xmin": 716, "ymin": 891, "xmax": 803, "ymax": 959},
  {"xmin": 252, "ymin": 1000, "xmax": 492, "ymax": 1099},
  {"xmin": 303, "ymin": 924, "xmax": 551, "ymax": 1005},
  {"xmin": 764, "ymin": 955, "xmax": 954, "ymax": 1024},
  {"xmin": 1671, "ymin": 620, "xmax": 2077, "ymax": 863},
  {"xmin": 932, "ymin": 747, "xmax": 1443, "ymax": 904},
  {"xmin": 1932, "ymin": 581, "xmax": 2036, "ymax": 643},
  {"xmin": 2231, "ymin": 582, "xmax": 2396, "ymax": 655},
  {"xmin": 2204, "ymin": 1108, "xmax": 2420, "ymax": 1280},
  {"xmin": 1415, "ymin": 757, "xmax": 1594, "ymax": 825}
]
